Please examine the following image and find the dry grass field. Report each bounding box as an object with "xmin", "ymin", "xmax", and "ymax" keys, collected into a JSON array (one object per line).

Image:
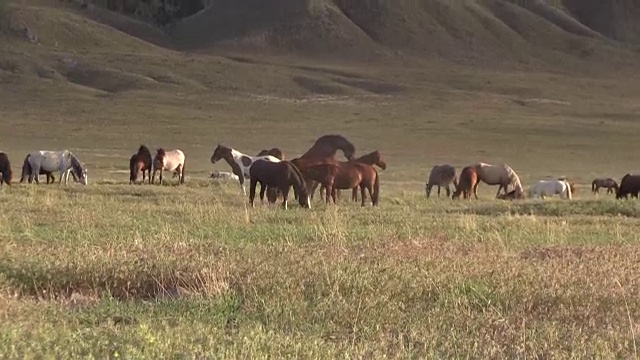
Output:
[{"xmin": 1, "ymin": 0, "xmax": 640, "ymax": 358}]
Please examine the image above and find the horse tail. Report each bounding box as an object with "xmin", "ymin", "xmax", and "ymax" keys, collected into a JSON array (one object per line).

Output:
[
  {"xmin": 566, "ymin": 181, "xmax": 573, "ymax": 199},
  {"xmin": 20, "ymin": 154, "xmax": 31, "ymax": 183},
  {"xmin": 180, "ymin": 159, "xmax": 185, "ymax": 184},
  {"xmin": 372, "ymin": 169, "xmax": 380, "ymax": 206}
]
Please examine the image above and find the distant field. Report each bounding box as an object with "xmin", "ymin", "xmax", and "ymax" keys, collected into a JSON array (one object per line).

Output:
[{"xmin": 1, "ymin": 1, "xmax": 640, "ymax": 358}]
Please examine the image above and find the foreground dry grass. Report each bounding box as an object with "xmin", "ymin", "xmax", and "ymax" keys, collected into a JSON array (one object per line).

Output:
[{"xmin": 1, "ymin": 181, "xmax": 640, "ymax": 358}]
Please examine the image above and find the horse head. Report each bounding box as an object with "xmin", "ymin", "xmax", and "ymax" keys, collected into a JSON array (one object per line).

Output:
[
  {"xmin": 373, "ymin": 151, "xmax": 387, "ymax": 170},
  {"xmin": 70, "ymin": 156, "xmax": 88, "ymax": 185},
  {"xmin": 211, "ymin": 144, "xmax": 230, "ymax": 164}
]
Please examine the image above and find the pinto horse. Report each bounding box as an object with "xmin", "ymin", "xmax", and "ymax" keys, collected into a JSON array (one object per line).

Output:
[
  {"xmin": 211, "ymin": 144, "xmax": 280, "ymax": 195},
  {"xmin": 249, "ymin": 159, "xmax": 310, "ymax": 209},
  {"xmin": 0, "ymin": 152, "xmax": 12, "ymax": 185},
  {"xmin": 152, "ymin": 148, "xmax": 185, "ymax": 185},
  {"xmin": 591, "ymin": 178, "xmax": 618, "ymax": 194},
  {"xmin": 129, "ymin": 145, "xmax": 153, "ymax": 184},
  {"xmin": 300, "ymin": 134, "xmax": 356, "ymax": 161},
  {"xmin": 23, "ymin": 150, "xmax": 87, "ymax": 185}
]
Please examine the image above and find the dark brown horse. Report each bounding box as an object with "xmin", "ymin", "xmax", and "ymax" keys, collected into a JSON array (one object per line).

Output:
[
  {"xmin": 249, "ymin": 159, "xmax": 310, "ymax": 209},
  {"xmin": 452, "ymin": 166, "xmax": 479, "ymax": 200},
  {"xmin": 592, "ymin": 177, "xmax": 618, "ymax": 194},
  {"xmin": 616, "ymin": 174, "xmax": 640, "ymax": 199},
  {"xmin": 129, "ymin": 145, "xmax": 153, "ymax": 184},
  {"xmin": 257, "ymin": 148, "xmax": 285, "ymax": 160},
  {"xmin": 0, "ymin": 152, "xmax": 12, "ymax": 185},
  {"xmin": 300, "ymin": 134, "xmax": 356, "ymax": 161},
  {"xmin": 19, "ymin": 154, "xmax": 58, "ymax": 184}
]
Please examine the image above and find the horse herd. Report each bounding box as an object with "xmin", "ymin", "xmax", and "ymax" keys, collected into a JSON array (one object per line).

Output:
[{"xmin": 1, "ymin": 134, "xmax": 640, "ymax": 208}]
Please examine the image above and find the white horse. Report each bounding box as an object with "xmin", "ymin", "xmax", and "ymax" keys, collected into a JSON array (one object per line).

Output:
[
  {"xmin": 209, "ymin": 171, "xmax": 240, "ymax": 182},
  {"xmin": 25, "ymin": 150, "xmax": 88, "ymax": 185},
  {"xmin": 210, "ymin": 144, "xmax": 280, "ymax": 195},
  {"xmin": 529, "ymin": 179, "xmax": 573, "ymax": 200},
  {"xmin": 152, "ymin": 148, "xmax": 185, "ymax": 185}
]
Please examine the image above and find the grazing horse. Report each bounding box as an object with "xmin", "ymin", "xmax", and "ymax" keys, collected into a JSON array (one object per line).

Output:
[
  {"xmin": 473, "ymin": 162, "xmax": 524, "ymax": 198},
  {"xmin": 452, "ymin": 166, "xmax": 478, "ymax": 200},
  {"xmin": 24, "ymin": 150, "xmax": 87, "ymax": 185},
  {"xmin": 152, "ymin": 148, "xmax": 185, "ymax": 185},
  {"xmin": 425, "ymin": 164, "xmax": 457, "ymax": 199},
  {"xmin": 592, "ymin": 178, "xmax": 618, "ymax": 194},
  {"xmin": 300, "ymin": 134, "xmax": 356, "ymax": 161},
  {"xmin": 210, "ymin": 144, "xmax": 280, "ymax": 195},
  {"xmin": 20, "ymin": 154, "xmax": 64, "ymax": 184},
  {"xmin": 249, "ymin": 159, "xmax": 311, "ymax": 209},
  {"xmin": 0, "ymin": 152, "xmax": 12, "ymax": 185},
  {"xmin": 257, "ymin": 148, "xmax": 285, "ymax": 160},
  {"xmin": 129, "ymin": 145, "xmax": 153, "ymax": 184},
  {"xmin": 528, "ymin": 179, "xmax": 573, "ymax": 199},
  {"xmin": 616, "ymin": 174, "xmax": 640, "ymax": 199}
]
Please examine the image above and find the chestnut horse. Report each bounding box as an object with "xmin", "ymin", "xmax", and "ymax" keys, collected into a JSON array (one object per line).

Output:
[
  {"xmin": 0, "ymin": 152, "xmax": 12, "ymax": 185},
  {"xmin": 129, "ymin": 145, "xmax": 153, "ymax": 184},
  {"xmin": 452, "ymin": 166, "xmax": 478, "ymax": 200},
  {"xmin": 312, "ymin": 150, "xmax": 387, "ymax": 201},
  {"xmin": 293, "ymin": 157, "xmax": 379, "ymax": 206},
  {"xmin": 249, "ymin": 159, "xmax": 310, "ymax": 209},
  {"xmin": 300, "ymin": 134, "xmax": 356, "ymax": 161}
]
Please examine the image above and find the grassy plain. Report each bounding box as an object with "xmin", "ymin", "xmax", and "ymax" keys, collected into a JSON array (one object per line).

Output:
[{"xmin": 1, "ymin": 1, "xmax": 640, "ymax": 358}]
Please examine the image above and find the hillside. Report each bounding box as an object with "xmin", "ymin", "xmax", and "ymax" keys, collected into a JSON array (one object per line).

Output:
[{"xmin": 173, "ymin": 0, "xmax": 640, "ymax": 69}]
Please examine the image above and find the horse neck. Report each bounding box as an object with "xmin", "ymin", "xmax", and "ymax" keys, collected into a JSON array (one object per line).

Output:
[
  {"xmin": 221, "ymin": 149, "xmax": 243, "ymax": 169},
  {"xmin": 288, "ymin": 163, "xmax": 306, "ymax": 194}
]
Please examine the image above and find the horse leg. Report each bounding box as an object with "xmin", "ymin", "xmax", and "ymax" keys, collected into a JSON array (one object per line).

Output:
[
  {"xmin": 366, "ymin": 184, "xmax": 374, "ymax": 206},
  {"xmin": 249, "ymin": 179, "xmax": 258, "ymax": 208},
  {"xmin": 352, "ymin": 188, "xmax": 358, "ymax": 202},
  {"xmin": 331, "ymin": 187, "xmax": 338, "ymax": 204},
  {"xmin": 259, "ymin": 184, "xmax": 266, "ymax": 204},
  {"xmin": 281, "ymin": 186, "xmax": 290, "ymax": 209},
  {"xmin": 360, "ymin": 185, "xmax": 367, "ymax": 207},
  {"xmin": 445, "ymin": 185, "xmax": 451, "ymax": 198}
]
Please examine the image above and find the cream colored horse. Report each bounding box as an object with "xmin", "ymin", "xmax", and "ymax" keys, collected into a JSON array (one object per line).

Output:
[
  {"xmin": 152, "ymin": 148, "xmax": 185, "ymax": 185},
  {"xmin": 529, "ymin": 179, "xmax": 573, "ymax": 199},
  {"xmin": 473, "ymin": 162, "xmax": 523, "ymax": 198}
]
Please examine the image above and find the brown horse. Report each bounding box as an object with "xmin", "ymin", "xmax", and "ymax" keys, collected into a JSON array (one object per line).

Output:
[
  {"xmin": 129, "ymin": 145, "xmax": 153, "ymax": 184},
  {"xmin": 313, "ymin": 150, "xmax": 387, "ymax": 202},
  {"xmin": 257, "ymin": 148, "xmax": 285, "ymax": 160},
  {"xmin": 0, "ymin": 152, "xmax": 12, "ymax": 185},
  {"xmin": 249, "ymin": 159, "xmax": 310, "ymax": 209},
  {"xmin": 300, "ymin": 134, "xmax": 356, "ymax": 161},
  {"xmin": 425, "ymin": 164, "xmax": 457, "ymax": 199},
  {"xmin": 19, "ymin": 154, "xmax": 59, "ymax": 184},
  {"xmin": 592, "ymin": 177, "xmax": 618, "ymax": 194},
  {"xmin": 296, "ymin": 162, "xmax": 340, "ymax": 204},
  {"xmin": 452, "ymin": 166, "xmax": 478, "ymax": 200},
  {"xmin": 294, "ymin": 157, "xmax": 379, "ymax": 206}
]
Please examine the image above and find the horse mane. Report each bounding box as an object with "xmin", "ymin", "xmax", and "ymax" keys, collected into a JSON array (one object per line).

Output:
[
  {"xmin": 156, "ymin": 148, "xmax": 166, "ymax": 158},
  {"xmin": 286, "ymin": 161, "xmax": 308, "ymax": 197},
  {"xmin": 70, "ymin": 154, "xmax": 84, "ymax": 178},
  {"xmin": 138, "ymin": 145, "xmax": 151, "ymax": 156}
]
